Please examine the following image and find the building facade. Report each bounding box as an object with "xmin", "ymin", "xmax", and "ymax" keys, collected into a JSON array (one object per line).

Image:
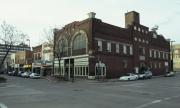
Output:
[
  {"xmin": 173, "ymin": 44, "xmax": 180, "ymax": 71},
  {"xmin": 53, "ymin": 11, "xmax": 170, "ymax": 79},
  {"xmin": 0, "ymin": 44, "xmax": 31, "ymax": 72},
  {"xmin": 32, "ymin": 43, "xmax": 53, "ymax": 76},
  {"xmin": 15, "ymin": 51, "xmax": 33, "ymax": 72}
]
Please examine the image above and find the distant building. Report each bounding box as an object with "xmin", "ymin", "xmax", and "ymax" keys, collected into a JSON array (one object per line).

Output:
[
  {"xmin": 0, "ymin": 44, "xmax": 31, "ymax": 72},
  {"xmin": 32, "ymin": 42, "xmax": 53, "ymax": 76},
  {"xmin": 15, "ymin": 50, "xmax": 33, "ymax": 72},
  {"xmin": 53, "ymin": 11, "xmax": 170, "ymax": 79},
  {"xmin": 173, "ymin": 44, "xmax": 180, "ymax": 71}
]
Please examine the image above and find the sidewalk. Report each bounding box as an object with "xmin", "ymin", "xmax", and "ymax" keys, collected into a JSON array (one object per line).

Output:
[{"xmin": 44, "ymin": 75, "xmax": 119, "ymax": 83}]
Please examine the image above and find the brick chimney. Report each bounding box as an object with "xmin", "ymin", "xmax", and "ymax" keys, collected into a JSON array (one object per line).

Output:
[
  {"xmin": 88, "ymin": 12, "xmax": 96, "ymax": 18},
  {"xmin": 125, "ymin": 11, "xmax": 140, "ymax": 28}
]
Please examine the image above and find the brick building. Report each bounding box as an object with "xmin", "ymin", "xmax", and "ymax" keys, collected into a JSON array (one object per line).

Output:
[
  {"xmin": 32, "ymin": 43, "xmax": 53, "ymax": 76},
  {"xmin": 53, "ymin": 11, "xmax": 170, "ymax": 79}
]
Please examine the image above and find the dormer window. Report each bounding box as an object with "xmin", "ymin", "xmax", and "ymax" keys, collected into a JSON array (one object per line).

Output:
[
  {"xmin": 153, "ymin": 32, "xmax": 157, "ymax": 38},
  {"xmin": 142, "ymin": 29, "xmax": 144, "ymax": 33},
  {"xmin": 134, "ymin": 37, "xmax": 137, "ymax": 41},
  {"xmin": 138, "ymin": 28, "xmax": 141, "ymax": 31}
]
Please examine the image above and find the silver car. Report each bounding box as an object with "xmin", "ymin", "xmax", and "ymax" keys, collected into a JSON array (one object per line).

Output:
[{"xmin": 138, "ymin": 70, "xmax": 152, "ymax": 79}]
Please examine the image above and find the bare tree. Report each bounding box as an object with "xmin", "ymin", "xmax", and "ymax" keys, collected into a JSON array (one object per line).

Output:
[
  {"xmin": 0, "ymin": 21, "xmax": 26, "ymax": 71},
  {"xmin": 43, "ymin": 28, "xmax": 54, "ymax": 44}
]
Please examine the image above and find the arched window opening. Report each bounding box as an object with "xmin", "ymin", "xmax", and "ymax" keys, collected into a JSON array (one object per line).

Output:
[{"xmin": 73, "ymin": 33, "xmax": 86, "ymax": 50}]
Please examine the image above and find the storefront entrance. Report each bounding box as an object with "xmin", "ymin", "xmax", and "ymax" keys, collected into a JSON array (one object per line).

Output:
[{"xmin": 65, "ymin": 59, "xmax": 74, "ymax": 80}]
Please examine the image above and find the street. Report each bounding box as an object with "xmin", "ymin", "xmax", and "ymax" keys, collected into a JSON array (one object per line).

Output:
[{"xmin": 0, "ymin": 74, "xmax": 180, "ymax": 108}]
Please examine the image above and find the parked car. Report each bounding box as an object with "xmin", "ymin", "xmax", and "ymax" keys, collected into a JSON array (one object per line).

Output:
[
  {"xmin": 18, "ymin": 71, "xmax": 24, "ymax": 77},
  {"xmin": 8, "ymin": 71, "xmax": 13, "ymax": 76},
  {"xmin": 138, "ymin": 70, "xmax": 152, "ymax": 79},
  {"xmin": 21, "ymin": 72, "xmax": 31, "ymax": 78},
  {"xmin": 165, "ymin": 71, "xmax": 175, "ymax": 77},
  {"xmin": 119, "ymin": 73, "xmax": 138, "ymax": 81},
  {"xmin": 12, "ymin": 71, "xmax": 18, "ymax": 76},
  {"xmin": 29, "ymin": 73, "xmax": 40, "ymax": 79}
]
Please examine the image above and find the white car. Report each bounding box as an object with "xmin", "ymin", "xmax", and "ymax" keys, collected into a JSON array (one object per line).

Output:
[
  {"xmin": 165, "ymin": 71, "xmax": 175, "ymax": 77},
  {"xmin": 21, "ymin": 72, "xmax": 31, "ymax": 78},
  {"xmin": 29, "ymin": 73, "xmax": 40, "ymax": 79},
  {"xmin": 119, "ymin": 73, "xmax": 138, "ymax": 81},
  {"xmin": 138, "ymin": 70, "xmax": 152, "ymax": 79}
]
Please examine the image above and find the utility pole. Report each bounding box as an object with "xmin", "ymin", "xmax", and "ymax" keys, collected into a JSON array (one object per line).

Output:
[{"xmin": 170, "ymin": 40, "xmax": 175, "ymax": 72}]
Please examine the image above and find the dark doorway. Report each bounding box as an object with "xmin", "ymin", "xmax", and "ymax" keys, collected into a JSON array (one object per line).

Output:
[{"xmin": 65, "ymin": 59, "xmax": 74, "ymax": 80}]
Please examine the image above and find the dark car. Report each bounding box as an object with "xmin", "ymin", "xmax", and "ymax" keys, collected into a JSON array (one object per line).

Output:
[
  {"xmin": 18, "ymin": 71, "xmax": 24, "ymax": 77},
  {"xmin": 12, "ymin": 71, "xmax": 18, "ymax": 76}
]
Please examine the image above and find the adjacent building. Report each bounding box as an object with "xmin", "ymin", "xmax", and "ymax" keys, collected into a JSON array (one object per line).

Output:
[
  {"xmin": 15, "ymin": 50, "xmax": 33, "ymax": 72},
  {"xmin": 32, "ymin": 42, "xmax": 53, "ymax": 76},
  {"xmin": 53, "ymin": 11, "xmax": 170, "ymax": 79},
  {"xmin": 173, "ymin": 44, "xmax": 180, "ymax": 71},
  {"xmin": 0, "ymin": 44, "xmax": 31, "ymax": 72}
]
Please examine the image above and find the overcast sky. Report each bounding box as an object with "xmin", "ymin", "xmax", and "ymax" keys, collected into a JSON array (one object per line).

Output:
[{"xmin": 0, "ymin": 0, "xmax": 179, "ymax": 47}]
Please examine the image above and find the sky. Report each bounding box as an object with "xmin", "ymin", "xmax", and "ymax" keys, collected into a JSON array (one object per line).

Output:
[{"xmin": 0, "ymin": 0, "xmax": 180, "ymax": 47}]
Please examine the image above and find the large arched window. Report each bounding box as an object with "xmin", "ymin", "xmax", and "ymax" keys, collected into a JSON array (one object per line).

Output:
[
  {"xmin": 73, "ymin": 32, "xmax": 87, "ymax": 50},
  {"xmin": 58, "ymin": 38, "xmax": 68, "ymax": 53}
]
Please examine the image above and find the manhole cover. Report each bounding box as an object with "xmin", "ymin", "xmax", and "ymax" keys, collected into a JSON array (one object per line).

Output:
[{"xmin": 73, "ymin": 89, "xmax": 81, "ymax": 91}]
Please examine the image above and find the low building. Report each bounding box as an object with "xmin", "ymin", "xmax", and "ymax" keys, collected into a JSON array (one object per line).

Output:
[{"xmin": 53, "ymin": 11, "xmax": 170, "ymax": 79}]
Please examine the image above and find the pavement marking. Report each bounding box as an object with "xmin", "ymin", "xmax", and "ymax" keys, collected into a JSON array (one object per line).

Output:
[
  {"xmin": 135, "ymin": 99, "xmax": 162, "ymax": 108},
  {"xmin": 0, "ymin": 84, "xmax": 23, "ymax": 89},
  {"xmin": 164, "ymin": 97, "xmax": 171, "ymax": 100},
  {"xmin": 151, "ymin": 99, "xmax": 162, "ymax": 104},
  {"xmin": 135, "ymin": 95, "xmax": 180, "ymax": 108},
  {"xmin": 0, "ymin": 102, "xmax": 8, "ymax": 108}
]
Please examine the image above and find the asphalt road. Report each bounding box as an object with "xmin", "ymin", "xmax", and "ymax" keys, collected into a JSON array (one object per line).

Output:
[{"xmin": 0, "ymin": 74, "xmax": 180, "ymax": 108}]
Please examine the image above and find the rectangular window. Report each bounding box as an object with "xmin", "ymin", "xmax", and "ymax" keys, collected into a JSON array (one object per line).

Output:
[
  {"xmin": 126, "ymin": 46, "xmax": 130, "ymax": 55},
  {"xmin": 156, "ymin": 51, "xmax": 159, "ymax": 58},
  {"xmin": 154, "ymin": 63, "xmax": 157, "ymax": 69},
  {"xmin": 150, "ymin": 62, "xmax": 153, "ymax": 68},
  {"xmin": 123, "ymin": 45, "xmax": 127, "ymax": 54},
  {"xmin": 166, "ymin": 53, "xmax": 169, "ymax": 60},
  {"xmin": 123, "ymin": 60, "xmax": 128, "ymax": 68},
  {"xmin": 107, "ymin": 42, "xmax": 111, "ymax": 52},
  {"xmin": 159, "ymin": 63, "xmax": 161, "ymax": 68},
  {"xmin": 130, "ymin": 46, "xmax": 133, "ymax": 55},
  {"xmin": 158, "ymin": 51, "xmax": 161, "ymax": 58},
  {"xmin": 154, "ymin": 50, "xmax": 156, "ymax": 58},
  {"xmin": 150, "ymin": 50, "xmax": 152, "ymax": 57},
  {"xmin": 116, "ymin": 43, "xmax": 119, "ymax": 53},
  {"xmin": 98, "ymin": 40, "xmax": 102, "ymax": 51},
  {"xmin": 139, "ymin": 47, "xmax": 145, "ymax": 55},
  {"xmin": 163, "ymin": 52, "xmax": 165, "ymax": 59}
]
